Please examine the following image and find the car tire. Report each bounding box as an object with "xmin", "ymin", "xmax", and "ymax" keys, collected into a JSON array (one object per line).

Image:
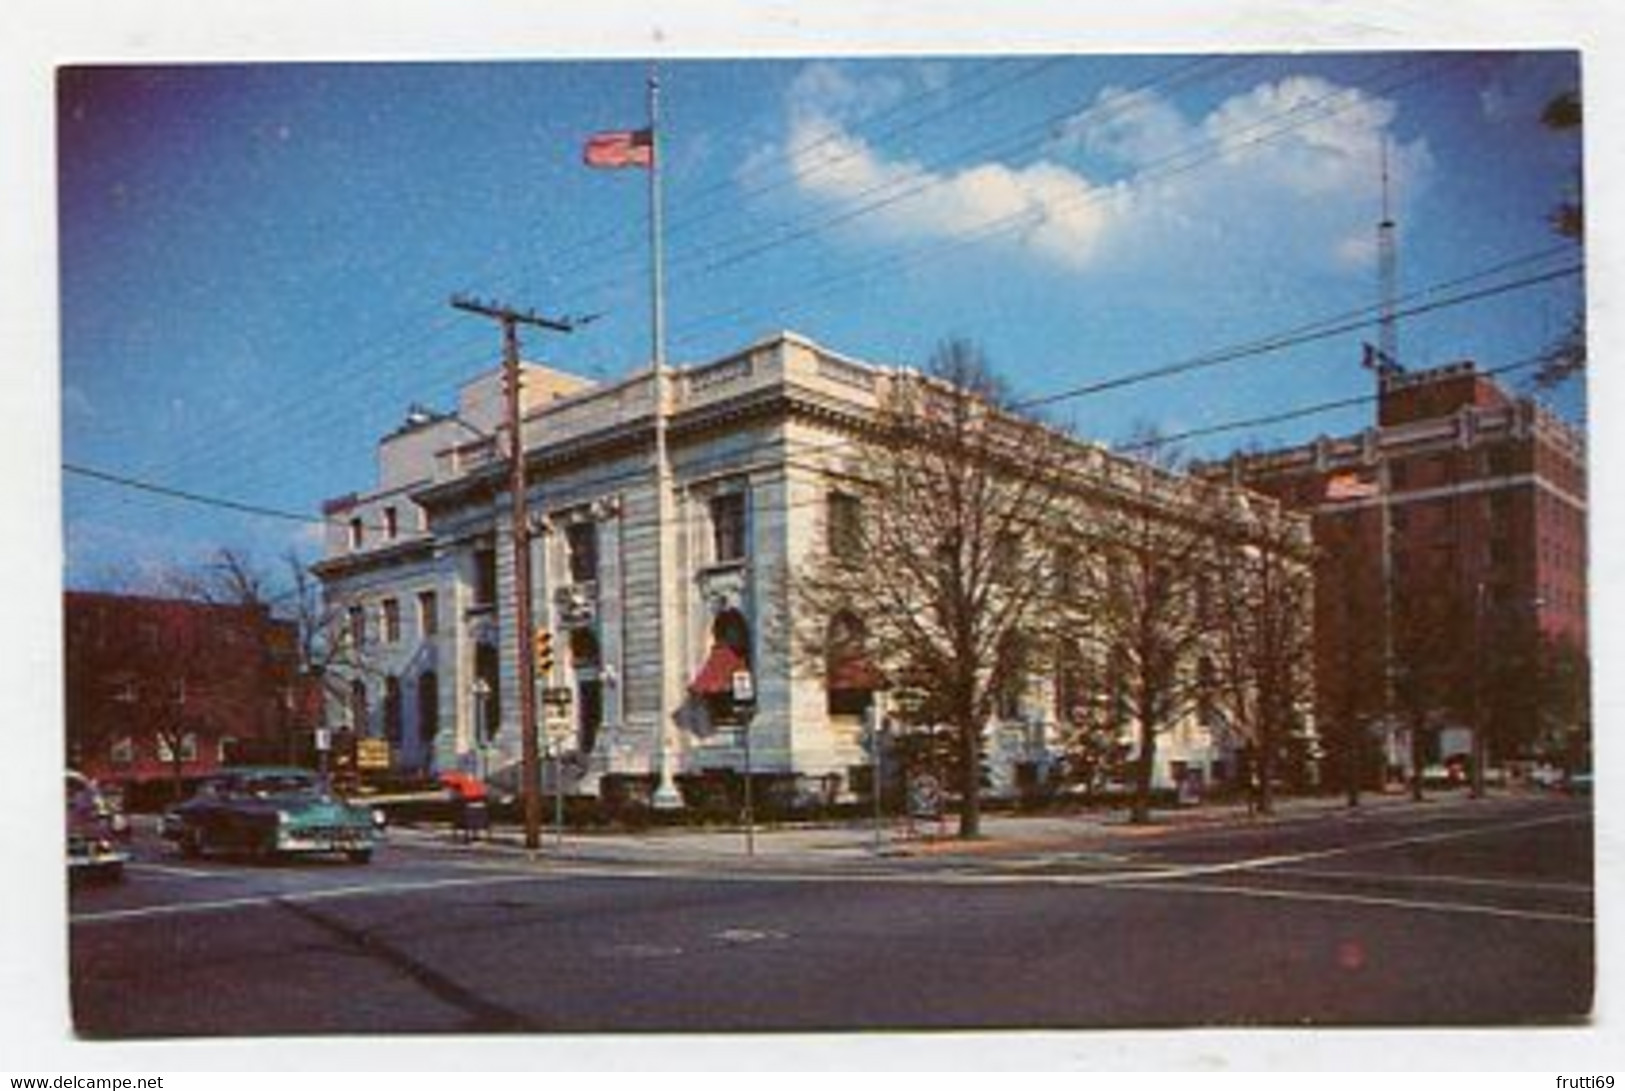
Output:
[
  {"xmin": 178, "ymin": 828, "xmax": 203, "ymax": 859},
  {"xmin": 346, "ymin": 848, "xmax": 373, "ymax": 865}
]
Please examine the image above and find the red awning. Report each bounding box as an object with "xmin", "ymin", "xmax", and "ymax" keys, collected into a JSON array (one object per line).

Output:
[
  {"xmin": 690, "ymin": 642, "xmax": 748, "ymax": 696},
  {"xmin": 828, "ymin": 652, "xmax": 883, "ymax": 692}
]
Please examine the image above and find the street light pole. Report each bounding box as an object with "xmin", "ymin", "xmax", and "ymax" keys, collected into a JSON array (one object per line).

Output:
[
  {"xmin": 732, "ymin": 669, "xmax": 757, "ymax": 857},
  {"xmin": 471, "ymin": 677, "xmax": 492, "ymax": 782},
  {"xmin": 870, "ymin": 691, "xmax": 888, "ymax": 855}
]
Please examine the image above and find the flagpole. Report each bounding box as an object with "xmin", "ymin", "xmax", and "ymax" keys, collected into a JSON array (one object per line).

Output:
[{"xmin": 648, "ymin": 66, "xmax": 683, "ymax": 810}]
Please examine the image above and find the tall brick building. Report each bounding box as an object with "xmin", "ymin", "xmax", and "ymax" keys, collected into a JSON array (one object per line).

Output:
[{"xmin": 1204, "ymin": 361, "xmax": 1587, "ymax": 785}]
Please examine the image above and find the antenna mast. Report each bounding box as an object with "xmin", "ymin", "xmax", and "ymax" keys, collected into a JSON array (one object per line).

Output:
[{"xmin": 1377, "ymin": 137, "xmax": 1399, "ymax": 374}]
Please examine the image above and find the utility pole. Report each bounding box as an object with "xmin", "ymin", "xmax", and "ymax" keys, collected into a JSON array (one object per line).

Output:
[{"xmin": 452, "ymin": 294, "xmax": 576, "ymax": 852}]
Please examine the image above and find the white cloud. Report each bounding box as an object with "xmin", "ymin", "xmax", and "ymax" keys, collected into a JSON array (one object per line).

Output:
[
  {"xmin": 1057, "ymin": 84, "xmax": 1194, "ymax": 167},
  {"xmin": 781, "ymin": 65, "xmax": 1117, "ymax": 270},
  {"xmin": 768, "ymin": 64, "xmax": 1431, "ymax": 280}
]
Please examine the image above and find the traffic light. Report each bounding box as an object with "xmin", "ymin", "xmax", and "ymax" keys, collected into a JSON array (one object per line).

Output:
[{"xmin": 534, "ymin": 628, "xmax": 554, "ymax": 676}]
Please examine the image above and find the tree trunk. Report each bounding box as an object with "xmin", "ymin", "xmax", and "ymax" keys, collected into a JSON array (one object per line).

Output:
[
  {"xmin": 1409, "ymin": 720, "xmax": 1426, "ymax": 802},
  {"xmin": 957, "ymin": 714, "xmax": 981, "ymax": 839},
  {"xmin": 1131, "ymin": 721, "xmax": 1156, "ymax": 825},
  {"xmin": 1256, "ymin": 727, "xmax": 1275, "ymax": 817},
  {"xmin": 170, "ymin": 747, "xmax": 186, "ymax": 808},
  {"xmin": 1344, "ymin": 722, "xmax": 1362, "ymax": 808}
]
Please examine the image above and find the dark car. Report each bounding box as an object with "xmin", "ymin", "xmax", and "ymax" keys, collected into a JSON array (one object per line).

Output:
[
  {"xmin": 67, "ymin": 770, "xmax": 129, "ymax": 882},
  {"xmin": 161, "ymin": 766, "xmax": 378, "ymax": 864}
]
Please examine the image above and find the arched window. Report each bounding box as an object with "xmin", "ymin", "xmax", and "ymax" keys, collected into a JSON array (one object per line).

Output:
[
  {"xmin": 570, "ymin": 628, "xmax": 604, "ymax": 755},
  {"xmin": 417, "ymin": 671, "xmax": 440, "ymax": 744},
  {"xmin": 827, "ymin": 611, "xmax": 878, "ymax": 716},
  {"xmin": 569, "ymin": 628, "xmax": 601, "ymax": 670},
  {"xmin": 383, "ymin": 677, "xmax": 403, "ymax": 743}
]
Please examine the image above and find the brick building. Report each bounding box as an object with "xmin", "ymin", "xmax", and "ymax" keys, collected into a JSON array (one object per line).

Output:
[
  {"xmin": 63, "ymin": 591, "xmax": 308, "ymax": 798},
  {"xmin": 1204, "ymin": 361, "xmax": 1587, "ymax": 784}
]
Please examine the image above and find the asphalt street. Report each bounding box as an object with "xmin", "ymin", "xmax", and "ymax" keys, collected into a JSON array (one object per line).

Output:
[{"xmin": 67, "ymin": 794, "xmax": 1593, "ymax": 1036}]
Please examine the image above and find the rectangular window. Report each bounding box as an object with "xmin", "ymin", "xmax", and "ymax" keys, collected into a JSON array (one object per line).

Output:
[
  {"xmin": 157, "ymin": 734, "xmax": 197, "ymax": 763},
  {"xmin": 217, "ymin": 736, "xmax": 237, "ymax": 764},
  {"xmin": 383, "ymin": 506, "xmax": 399, "ymax": 541},
  {"xmin": 382, "ymin": 598, "xmax": 401, "ymax": 644},
  {"xmin": 349, "ymin": 517, "xmax": 364, "ymax": 551},
  {"xmin": 710, "ymin": 492, "xmax": 747, "ymax": 564},
  {"xmin": 473, "ymin": 548, "xmax": 498, "ymax": 607},
  {"xmin": 418, "ymin": 590, "xmax": 439, "ymax": 637},
  {"xmin": 828, "ymin": 491, "xmax": 862, "ymax": 560},
  {"xmin": 566, "ymin": 522, "xmax": 599, "ymax": 584},
  {"xmin": 1053, "ymin": 545, "xmax": 1077, "ymax": 601},
  {"xmin": 348, "ymin": 604, "xmax": 367, "ymax": 647}
]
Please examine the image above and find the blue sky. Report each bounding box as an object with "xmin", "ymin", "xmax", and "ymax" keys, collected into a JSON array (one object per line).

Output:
[{"xmin": 58, "ymin": 50, "xmax": 1584, "ymax": 588}]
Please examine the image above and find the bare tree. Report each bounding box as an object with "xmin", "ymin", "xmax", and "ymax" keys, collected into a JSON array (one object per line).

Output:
[
  {"xmin": 1205, "ymin": 495, "xmax": 1316, "ymax": 816},
  {"xmin": 787, "ymin": 339, "xmax": 1077, "ymax": 838},
  {"xmin": 1390, "ymin": 577, "xmax": 1464, "ymax": 800},
  {"xmin": 1064, "ymin": 446, "xmax": 1219, "ymax": 825},
  {"xmin": 1315, "ymin": 521, "xmax": 1389, "ymax": 806},
  {"xmin": 1534, "ymin": 88, "xmax": 1584, "ymax": 392}
]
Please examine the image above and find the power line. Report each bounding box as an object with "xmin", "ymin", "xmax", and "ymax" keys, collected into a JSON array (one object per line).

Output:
[
  {"xmin": 68, "ymin": 240, "xmax": 1581, "ymax": 535},
  {"xmin": 573, "ymin": 55, "xmax": 1249, "ymax": 310},
  {"xmin": 665, "ymin": 56, "xmax": 1453, "ymax": 349},
  {"xmin": 83, "ymin": 55, "xmax": 1434, "ymax": 489},
  {"xmin": 1014, "ymin": 262, "xmax": 1582, "ymax": 411},
  {"xmin": 64, "ymin": 462, "xmax": 340, "ymax": 529}
]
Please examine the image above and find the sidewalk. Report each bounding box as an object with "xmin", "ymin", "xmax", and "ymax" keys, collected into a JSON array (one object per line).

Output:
[{"xmin": 386, "ymin": 787, "xmax": 1511, "ymax": 872}]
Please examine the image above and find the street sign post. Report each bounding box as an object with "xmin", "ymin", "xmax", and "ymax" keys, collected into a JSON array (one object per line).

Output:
[{"xmin": 732, "ymin": 670, "xmax": 757, "ymax": 856}]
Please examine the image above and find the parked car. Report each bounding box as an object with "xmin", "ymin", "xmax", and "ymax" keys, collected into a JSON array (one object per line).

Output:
[
  {"xmin": 161, "ymin": 766, "xmax": 379, "ymax": 864},
  {"xmin": 67, "ymin": 770, "xmax": 128, "ymax": 882}
]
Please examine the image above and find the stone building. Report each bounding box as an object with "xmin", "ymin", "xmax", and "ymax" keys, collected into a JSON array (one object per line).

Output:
[{"xmin": 315, "ymin": 332, "xmax": 1309, "ymax": 804}]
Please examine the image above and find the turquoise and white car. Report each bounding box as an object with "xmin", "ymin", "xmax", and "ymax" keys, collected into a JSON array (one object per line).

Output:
[{"xmin": 162, "ymin": 766, "xmax": 379, "ymax": 864}]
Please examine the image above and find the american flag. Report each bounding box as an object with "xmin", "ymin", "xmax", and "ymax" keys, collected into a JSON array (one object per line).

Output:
[{"xmin": 583, "ymin": 128, "xmax": 653, "ymax": 169}]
